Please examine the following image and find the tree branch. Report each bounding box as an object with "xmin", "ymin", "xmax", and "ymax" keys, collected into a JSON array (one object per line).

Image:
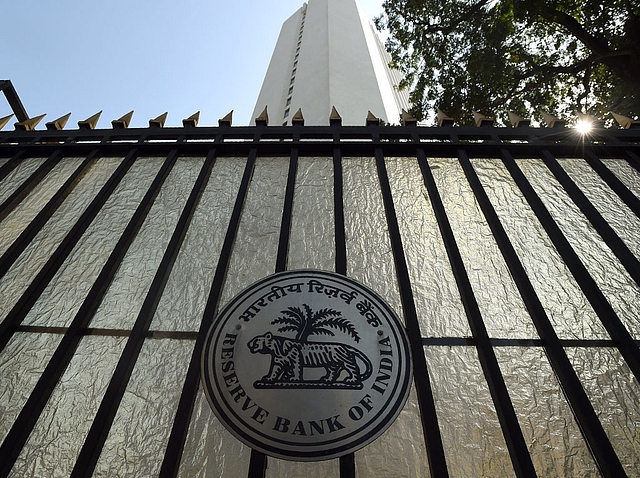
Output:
[{"xmin": 538, "ymin": 9, "xmax": 611, "ymax": 56}]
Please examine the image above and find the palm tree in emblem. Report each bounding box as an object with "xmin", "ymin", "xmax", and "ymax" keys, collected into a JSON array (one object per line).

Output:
[{"xmin": 272, "ymin": 304, "xmax": 360, "ymax": 343}]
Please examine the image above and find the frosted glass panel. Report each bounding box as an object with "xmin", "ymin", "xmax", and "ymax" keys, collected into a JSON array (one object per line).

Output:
[
  {"xmin": 472, "ymin": 159, "xmax": 609, "ymax": 340},
  {"xmin": 355, "ymin": 382, "xmax": 429, "ymax": 478},
  {"xmin": 495, "ymin": 347, "xmax": 598, "ymax": 476},
  {"xmin": 566, "ymin": 347, "xmax": 640, "ymax": 475},
  {"xmin": 12, "ymin": 336, "xmax": 126, "ymax": 477},
  {"xmin": 0, "ymin": 332, "xmax": 62, "ymax": 444},
  {"xmin": 180, "ymin": 156, "xmax": 288, "ymax": 476},
  {"xmin": 343, "ymin": 157, "xmax": 403, "ymax": 319},
  {"xmin": 22, "ymin": 157, "xmax": 164, "ymax": 328},
  {"xmin": 287, "ymin": 156, "xmax": 335, "ymax": 271},
  {"xmin": 91, "ymin": 157, "xmax": 203, "ymax": 330},
  {"xmin": 0, "ymin": 156, "xmax": 46, "ymax": 204},
  {"xmin": 386, "ymin": 156, "xmax": 470, "ymax": 338},
  {"xmin": 601, "ymin": 158, "xmax": 640, "ymax": 198},
  {"xmin": 559, "ymin": 158, "xmax": 640, "ymax": 259},
  {"xmin": 0, "ymin": 157, "xmax": 122, "ymax": 319},
  {"xmin": 431, "ymin": 157, "xmax": 537, "ymax": 339},
  {"xmin": 93, "ymin": 339, "xmax": 195, "ymax": 477},
  {"xmin": 521, "ymin": 158, "xmax": 640, "ymax": 338},
  {"xmin": 219, "ymin": 156, "xmax": 288, "ymax": 307},
  {"xmin": 425, "ymin": 346, "xmax": 513, "ymax": 477},
  {"xmin": 178, "ymin": 384, "xmax": 249, "ymax": 478},
  {"xmin": 0, "ymin": 157, "xmax": 84, "ymax": 257},
  {"xmin": 151, "ymin": 157, "xmax": 246, "ymax": 332}
]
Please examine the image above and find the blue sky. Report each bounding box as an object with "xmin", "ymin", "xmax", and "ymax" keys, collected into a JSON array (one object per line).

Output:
[{"xmin": 2, "ymin": 0, "xmax": 384, "ymax": 128}]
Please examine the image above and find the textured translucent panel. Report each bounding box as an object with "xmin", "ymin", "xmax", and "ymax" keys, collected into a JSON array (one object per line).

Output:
[
  {"xmin": 178, "ymin": 384, "xmax": 249, "ymax": 478},
  {"xmin": 520, "ymin": 159, "xmax": 640, "ymax": 338},
  {"xmin": 386, "ymin": 157, "xmax": 470, "ymax": 337},
  {"xmin": 559, "ymin": 158, "xmax": 640, "ymax": 259},
  {"xmin": 0, "ymin": 157, "xmax": 121, "ymax": 319},
  {"xmin": 343, "ymin": 157, "xmax": 403, "ymax": 318},
  {"xmin": 93, "ymin": 338, "xmax": 195, "ymax": 476},
  {"xmin": 355, "ymin": 382, "xmax": 429, "ymax": 478},
  {"xmin": 22, "ymin": 157, "xmax": 164, "ymax": 328},
  {"xmin": 180, "ymin": 157, "xmax": 287, "ymax": 476},
  {"xmin": 0, "ymin": 332, "xmax": 62, "ymax": 444},
  {"xmin": 287, "ymin": 156, "xmax": 335, "ymax": 271},
  {"xmin": 219, "ymin": 156, "xmax": 288, "ymax": 307},
  {"xmin": 472, "ymin": 159, "xmax": 608, "ymax": 340},
  {"xmin": 424, "ymin": 346, "xmax": 513, "ymax": 477},
  {"xmin": 431, "ymin": 158, "xmax": 537, "ymax": 339},
  {"xmin": 0, "ymin": 157, "xmax": 84, "ymax": 257},
  {"xmin": 494, "ymin": 347, "xmax": 598, "ymax": 476},
  {"xmin": 0, "ymin": 157, "xmax": 9, "ymax": 167},
  {"xmin": 601, "ymin": 158, "xmax": 640, "ymax": 197},
  {"xmin": 91, "ymin": 157, "xmax": 203, "ymax": 329},
  {"xmin": 150, "ymin": 157, "xmax": 245, "ymax": 331},
  {"xmin": 11, "ymin": 335, "xmax": 126, "ymax": 477},
  {"xmin": 266, "ymin": 456, "xmax": 339, "ymax": 478},
  {"xmin": 0, "ymin": 156, "xmax": 47, "ymax": 203},
  {"xmin": 566, "ymin": 347, "xmax": 640, "ymax": 474}
]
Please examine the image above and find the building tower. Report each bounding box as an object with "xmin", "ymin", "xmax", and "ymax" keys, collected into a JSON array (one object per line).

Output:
[{"xmin": 251, "ymin": 0, "xmax": 409, "ymax": 126}]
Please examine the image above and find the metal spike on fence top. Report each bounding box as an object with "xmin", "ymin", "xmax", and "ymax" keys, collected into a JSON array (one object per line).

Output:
[
  {"xmin": 112, "ymin": 110, "xmax": 134, "ymax": 129},
  {"xmin": 15, "ymin": 113, "xmax": 46, "ymax": 131},
  {"xmin": 366, "ymin": 110, "xmax": 380, "ymax": 126},
  {"xmin": 292, "ymin": 108, "xmax": 304, "ymax": 126},
  {"xmin": 78, "ymin": 111, "xmax": 102, "ymax": 130},
  {"xmin": 437, "ymin": 108, "xmax": 454, "ymax": 127},
  {"xmin": 541, "ymin": 111, "xmax": 565, "ymax": 128},
  {"xmin": 46, "ymin": 112, "xmax": 71, "ymax": 130},
  {"xmin": 329, "ymin": 105, "xmax": 342, "ymax": 126},
  {"xmin": 218, "ymin": 110, "xmax": 233, "ymax": 127},
  {"xmin": 610, "ymin": 112, "xmax": 640, "ymax": 129},
  {"xmin": 255, "ymin": 106, "xmax": 269, "ymax": 126},
  {"xmin": 473, "ymin": 111, "xmax": 494, "ymax": 127},
  {"xmin": 182, "ymin": 111, "xmax": 200, "ymax": 128},
  {"xmin": 149, "ymin": 112, "xmax": 168, "ymax": 128},
  {"xmin": 401, "ymin": 109, "xmax": 417, "ymax": 126},
  {"xmin": 0, "ymin": 113, "xmax": 14, "ymax": 130},
  {"xmin": 508, "ymin": 112, "xmax": 530, "ymax": 128}
]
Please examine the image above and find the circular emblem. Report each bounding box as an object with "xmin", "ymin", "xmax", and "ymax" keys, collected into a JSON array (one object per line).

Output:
[{"xmin": 201, "ymin": 270, "xmax": 412, "ymax": 461}]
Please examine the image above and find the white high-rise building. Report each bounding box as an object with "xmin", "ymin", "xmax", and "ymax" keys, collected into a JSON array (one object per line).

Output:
[{"xmin": 251, "ymin": 0, "xmax": 409, "ymax": 126}]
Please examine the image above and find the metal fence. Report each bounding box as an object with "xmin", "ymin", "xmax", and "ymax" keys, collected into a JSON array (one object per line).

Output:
[{"xmin": 0, "ymin": 122, "xmax": 639, "ymax": 477}]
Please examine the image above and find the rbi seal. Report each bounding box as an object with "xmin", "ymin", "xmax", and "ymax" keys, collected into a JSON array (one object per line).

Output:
[{"xmin": 201, "ymin": 270, "xmax": 412, "ymax": 461}]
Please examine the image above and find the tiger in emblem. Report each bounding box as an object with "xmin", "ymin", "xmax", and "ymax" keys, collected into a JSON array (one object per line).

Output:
[{"xmin": 247, "ymin": 331, "xmax": 373, "ymax": 385}]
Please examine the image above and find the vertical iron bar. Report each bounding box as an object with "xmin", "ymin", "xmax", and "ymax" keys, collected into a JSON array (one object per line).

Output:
[
  {"xmin": 541, "ymin": 150, "xmax": 640, "ymax": 287},
  {"xmin": 159, "ymin": 150, "xmax": 257, "ymax": 478},
  {"xmin": 275, "ymin": 147, "xmax": 298, "ymax": 273},
  {"xmin": 0, "ymin": 150, "xmax": 62, "ymax": 222},
  {"xmin": 582, "ymin": 151, "xmax": 640, "ymax": 219},
  {"xmin": 71, "ymin": 150, "xmax": 218, "ymax": 477},
  {"xmin": 0, "ymin": 150, "xmax": 180, "ymax": 478},
  {"xmin": 0, "ymin": 149, "xmax": 99, "ymax": 280},
  {"xmin": 246, "ymin": 148, "xmax": 301, "ymax": 477},
  {"xmin": 415, "ymin": 149, "xmax": 536, "ymax": 477},
  {"xmin": 0, "ymin": 150, "xmax": 25, "ymax": 183},
  {"xmin": 333, "ymin": 146, "xmax": 347, "ymax": 276},
  {"xmin": 625, "ymin": 151, "xmax": 640, "ymax": 174},
  {"xmin": 458, "ymin": 151, "xmax": 626, "ymax": 477},
  {"xmin": 0, "ymin": 149, "xmax": 139, "ymax": 352},
  {"xmin": 501, "ymin": 150, "xmax": 640, "ymax": 383},
  {"xmin": 374, "ymin": 147, "xmax": 450, "ymax": 478},
  {"xmin": 335, "ymin": 148, "xmax": 353, "ymax": 475}
]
